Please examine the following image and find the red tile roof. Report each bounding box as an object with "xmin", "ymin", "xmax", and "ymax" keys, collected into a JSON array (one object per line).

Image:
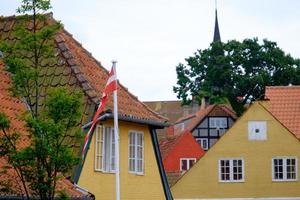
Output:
[
  {"xmin": 0, "ymin": 14, "xmax": 167, "ymax": 126},
  {"xmin": 159, "ymin": 132, "xmax": 186, "ymax": 160},
  {"xmin": 0, "ymin": 60, "xmax": 92, "ymax": 199},
  {"xmin": 175, "ymin": 104, "xmax": 237, "ymax": 135},
  {"xmin": 265, "ymin": 86, "xmax": 300, "ymax": 138}
]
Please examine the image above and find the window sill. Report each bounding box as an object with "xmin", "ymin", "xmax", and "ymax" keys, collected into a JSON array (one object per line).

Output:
[
  {"xmin": 219, "ymin": 180, "xmax": 245, "ymax": 183},
  {"xmin": 94, "ymin": 169, "xmax": 116, "ymax": 174},
  {"xmin": 272, "ymin": 179, "xmax": 298, "ymax": 182},
  {"xmin": 129, "ymin": 171, "xmax": 144, "ymax": 176}
]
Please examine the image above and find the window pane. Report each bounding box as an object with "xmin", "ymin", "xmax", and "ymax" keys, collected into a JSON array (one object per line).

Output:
[
  {"xmin": 273, "ymin": 158, "xmax": 284, "ymax": 180},
  {"xmin": 232, "ymin": 159, "xmax": 243, "ymax": 180},
  {"xmin": 181, "ymin": 160, "xmax": 187, "ymax": 171},
  {"xmin": 137, "ymin": 160, "xmax": 143, "ymax": 173},
  {"xmin": 137, "ymin": 146, "xmax": 143, "ymax": 159},
  {"xmin": 189, "ymin": 159, "xmax": 195, "ymax": 168},
  {"xmin": 129, "ymin": 159, "xmax": 135, "ymax": 171},
  {"xmin": 286, "ymin": 158, "xmax": 296, "ymax": 180},
  {"xmin": 128, "ymin": 132, "xmax": 144, "ymax": 173}
]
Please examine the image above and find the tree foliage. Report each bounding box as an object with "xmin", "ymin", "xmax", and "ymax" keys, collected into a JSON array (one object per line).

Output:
[
  {"xmin": 1, "ymin": 0, "xmax": 61, "ymax": 119},
  {"xmin": 174, "ymin": 38, "xmax": 300, "ymax": 115},
  {"xmin": 0, "ymin": 88, "xmax": 83, "ymax": 199},
  {"xmin": 0, "ymin": 0, "xmax": 83, "ymax": 199}
]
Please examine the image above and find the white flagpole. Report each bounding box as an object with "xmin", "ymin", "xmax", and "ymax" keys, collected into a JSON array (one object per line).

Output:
[{"xmin": 112, "ymin": 61, "xmax": 120, "ymax": 200}]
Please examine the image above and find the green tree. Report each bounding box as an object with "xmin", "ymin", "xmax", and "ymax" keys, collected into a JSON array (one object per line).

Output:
[
  {"xmin": 1, "ymin": 0, "xmax": 61, "ymax": 119},
  {"xmin": 174, "ymin": 38, "xmax": 300, "ymax": 115},
  {"xmin": 0, "ymin": 88, "xmax": 83, "ymax": 199},
  {"xmin": 0, "ymin": 0, "xmax": 83, "ymax": 199}
]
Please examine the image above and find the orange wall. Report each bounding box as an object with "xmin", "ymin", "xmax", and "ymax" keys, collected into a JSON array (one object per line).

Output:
[{"xmin": 163, "ymin": 132, "xmax": 205, "ymax": 172}]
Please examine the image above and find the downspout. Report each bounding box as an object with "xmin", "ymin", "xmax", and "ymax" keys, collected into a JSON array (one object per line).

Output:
[{"xmin": 149, "ymin": 127, "xmax": 173, "ymax": 200}]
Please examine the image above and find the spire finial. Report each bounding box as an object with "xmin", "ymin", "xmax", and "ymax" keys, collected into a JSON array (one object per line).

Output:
[{"xmin": 213, "ymin": 0, "xmax": 221, "ymax": 42}]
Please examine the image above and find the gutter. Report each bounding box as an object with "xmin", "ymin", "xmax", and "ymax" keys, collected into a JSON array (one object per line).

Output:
[{"xmin": 82, "ymin": 112, "xmax": 169, "ymax": 130}]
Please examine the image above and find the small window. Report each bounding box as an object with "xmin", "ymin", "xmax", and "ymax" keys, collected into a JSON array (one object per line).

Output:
[
  {"xmin": 128, "ymin": 131, "xmax": 144, "ymax": 174},
  {"xmin": 180, "ymin": 158, "xmax": 196, "ymax": 172},
  {"xmin": 219, "ymin": 159, "xmax": 244, "ymax": 182},
  {"xmin": 248, "ymin": 121, "xmax": 267, "ymax": 141},
  {"xmin": 272, "ymin": 157, "xmax": 297, "ymax": 181},
  {"xmin": 210, "ymin": 117, "xmax": 227, "ymax": 128},
  {"xmin": 196, "ymin": 138, "xmax": 208, "ymax": 150},
  {"xmin": 94, "ymin": 125, "xmax": 115, "ymax": 173}
]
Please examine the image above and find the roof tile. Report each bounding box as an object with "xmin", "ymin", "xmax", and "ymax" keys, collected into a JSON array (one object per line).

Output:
[
  {"xmin": 0, "ymin": 60, "xmax": 91, "ymax": 198},
  {"xmin": 265, "ymin": 86, "xmax": 300, "ymax": 138}
]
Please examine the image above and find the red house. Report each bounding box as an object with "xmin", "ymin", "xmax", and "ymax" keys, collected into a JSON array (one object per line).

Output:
[{"xmin": 159, "ymin": 130, "xmax": 205, "ymax": 185}]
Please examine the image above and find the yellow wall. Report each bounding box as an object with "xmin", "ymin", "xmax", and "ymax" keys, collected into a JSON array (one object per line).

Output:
[
  {"xmin": 78, "ymin": 120, "xmax": 165, "ymax": 200},
  {"xmin": 172, "ymin": 102, "xmax": 300, "ymax": 199}
]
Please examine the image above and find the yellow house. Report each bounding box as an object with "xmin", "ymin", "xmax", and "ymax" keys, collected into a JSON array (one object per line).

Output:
[{"xmin": 172, "ymin": 101, "xmax": 300, "ymax": 199}]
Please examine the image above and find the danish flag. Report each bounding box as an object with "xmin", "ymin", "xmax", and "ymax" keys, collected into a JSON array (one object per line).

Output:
[{"xmin": 82, "ymin": 66, "xmax": 117, "ymax": 159}]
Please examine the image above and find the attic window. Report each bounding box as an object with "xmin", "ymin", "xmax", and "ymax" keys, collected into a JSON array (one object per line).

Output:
[
  {"xmin": 209, "ymin": 117, "xmax": 227, "ymax": 128},
  {"xmin": 248, "ymin": 121, "xmax": 267, "ymax": 141}
]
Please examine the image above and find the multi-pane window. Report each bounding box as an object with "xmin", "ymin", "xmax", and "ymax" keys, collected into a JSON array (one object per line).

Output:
[
  {"xmin": 180, "ymin": 158, "xmax": 196, "ymax": 172},
  {"xmin": 209, "ymin": 117, "xmax": 227, "ymax": 128},
  {"xmin": 219, "ymin": 159, "xmax": 244, "ymax": 182},
  {"xmin": 196, "ymin": 138, "xmax": 208, "ymax": 150},
  {"xmin": 94, "ymin": 125, "xmax": 115, "ymax": 172},
  {"xmin": 272, "ymin": 157, "xmax": 297, "ymax": 181},
  {"xmin": 129, "ymin": 131, "xmax": 144, "ymax": 174}
]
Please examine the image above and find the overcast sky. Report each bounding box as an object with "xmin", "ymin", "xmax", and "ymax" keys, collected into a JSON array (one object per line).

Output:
[{"xmin": 1, "ymin": 0, "xmax": 300, "ymax": 101}]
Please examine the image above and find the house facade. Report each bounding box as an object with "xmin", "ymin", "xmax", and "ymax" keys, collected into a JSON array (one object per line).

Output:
[
  {"xmin": 160, "ymin": 131, "xmax": 205, "ymax": 173},
  {"xmin": 159, "ymin": 131, "xmax": 205, "ymax": 186},
  {"xmin": 77, "ymin": 120, "xmax": 168, "ymax": 200},
  {"xmin": 174, "ymin": 104, "xmax": 236, "ymax": 151},
  {"xmin": 172, "ymin": 101, "xmax": 300, "ymax": 199}
]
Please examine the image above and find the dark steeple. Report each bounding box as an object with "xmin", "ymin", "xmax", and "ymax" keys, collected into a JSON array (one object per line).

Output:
[{"xmin": 213, "ymin": 9, "xmax": 221, "ymax": 42}]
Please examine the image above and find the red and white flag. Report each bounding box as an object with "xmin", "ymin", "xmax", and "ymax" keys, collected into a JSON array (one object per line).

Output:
[{"xmin": 82, "ymin": 65, "xmax": 117, "ymax": 159}]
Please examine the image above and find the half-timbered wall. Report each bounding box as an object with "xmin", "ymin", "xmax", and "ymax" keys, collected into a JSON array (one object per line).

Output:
[{"xmin": 192, "ymin": 116, "xmax": 235, "ymax": 150}]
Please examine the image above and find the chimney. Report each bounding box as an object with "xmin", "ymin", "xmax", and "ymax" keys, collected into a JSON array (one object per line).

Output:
[
  {"xmin": 201, "ymin": 96, "xmax": 210, "ymax": 109},
  {"xmin": 166, "ymin": 126, "xmax": 175, "ymax": 137},
  {"xmin": 192, "ymin": 96, "xmax": 199, "ymax": 113},
  {"xmin": 183, "ymin": 105, "xmax": 190, "ymax": 117}
]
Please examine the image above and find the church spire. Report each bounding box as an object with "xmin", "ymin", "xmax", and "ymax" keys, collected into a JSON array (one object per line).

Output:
[{"xmin": 213, "ymin": 1, "xmax": 221, "ymax": 42}]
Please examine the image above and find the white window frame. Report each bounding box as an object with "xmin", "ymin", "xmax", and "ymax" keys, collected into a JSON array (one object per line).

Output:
[
  {"xmin": 219, "ymin": 158, "xmax": 245, "ymax": 182},
  {"xmin": 128, "ymin": 131, "xmax": 144, "ymax": 175},
  {"xmin": 209, "ymin": 117, "xmax": 227, "ymax": 128},
  {"xmin": 180, "ymin": 158, "xmax": 196, "ymax": 172},
  {"xmin": 94, "ymin": 125, "xmax": 115, "ymax": 173},
  {"xmin": 94, "ymin": 125, "xmax": 103, "ymax": 172},
  {"xmin": 196, "ymin": 138, "xmax": 209, "ymax": 150},
  {"xmin": 272, "ymin": 157, "xmax": 298, "ymax": 182}
]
